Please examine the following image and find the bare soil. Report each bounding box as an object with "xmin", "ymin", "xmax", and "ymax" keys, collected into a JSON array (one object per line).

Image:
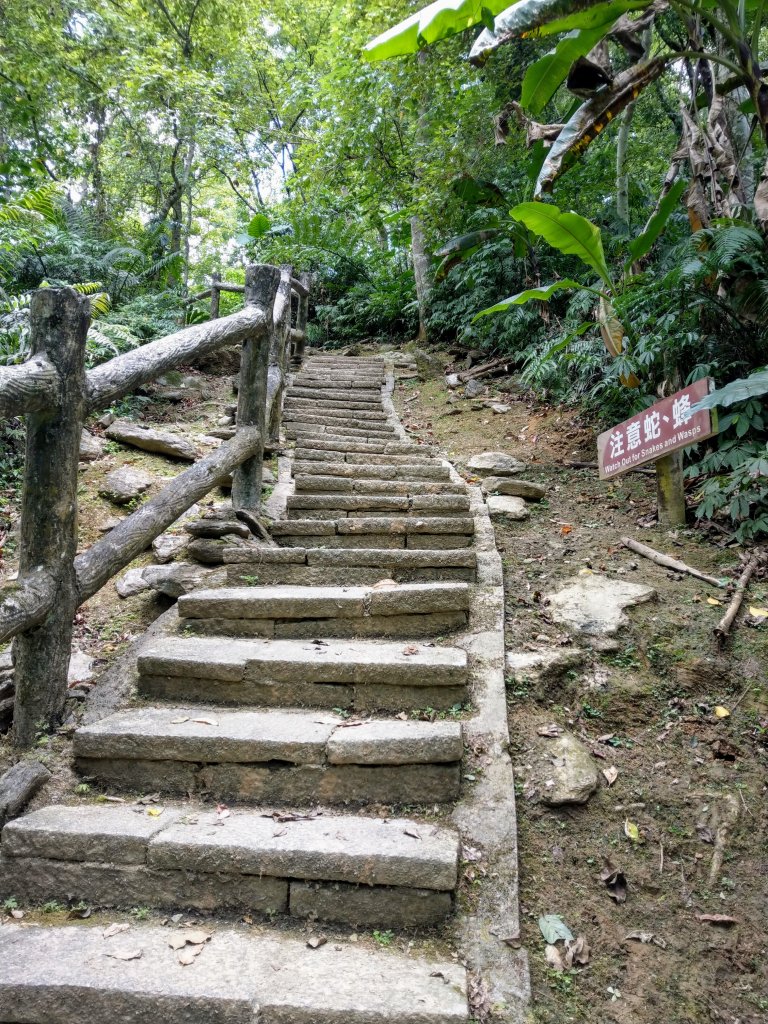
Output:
[{"xmin": 393, "ymin": 365, "xmax": 768, "ymax": 1024}]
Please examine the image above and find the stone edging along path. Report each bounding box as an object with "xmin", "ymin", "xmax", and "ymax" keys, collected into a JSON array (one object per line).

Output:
[{"xmin": 0, "ymin": 353, "xmax": 529, "ymax": 1024}]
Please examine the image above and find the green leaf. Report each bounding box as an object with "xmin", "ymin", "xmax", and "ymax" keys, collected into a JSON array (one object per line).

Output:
[
  {"xmin": 363, "ymin": 0, "xmax": 513, "ymax": 61},
  {"xmin": 451, "ymin": 175, "xmax": 507, "ymax": 205},
  {"xmin": 626, "ymin": 179, "xmax": 687, "ymax": 264},
  {"xmin": 535, "ymin": 57, "xmax": 669, "ymax": 196},
  {"xmin": 511, "ymin": 201, "xmax": 613, "ymax": 287},
  {"xmin": 691, "ymin": 368, "xmax": 768, "ymax": 412},
  {"xmin": 473, "ymin": 278, "xmax": 583, "ymax": 318},
  {"xmin": 522, "ymin": 25, "xmax": 612, "ymax": 114},
  {"xmin": 247, "ymin": 213, "xmax": 271, "ymax": 238},
  {"xmin": 469, "ymin": 0, "xmax": 651, "ymax": 65},
  {"xmin": 435, "ymin": 227, "xmax": 505, "ymax": 258},
  {"xmin": 539, "ymin": 914, "xmax": 574, "ymax": 944}
]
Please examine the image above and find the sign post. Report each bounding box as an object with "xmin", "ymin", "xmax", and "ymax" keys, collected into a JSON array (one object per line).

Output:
[{"xmin": 597, "ymin": 378, "xmax": 718, "ymax": 526}]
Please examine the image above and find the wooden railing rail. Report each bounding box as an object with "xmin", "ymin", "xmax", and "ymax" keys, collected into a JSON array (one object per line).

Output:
[{"xmin": 0, "ymin": 262, "xmax": 311, "ymax": 748}]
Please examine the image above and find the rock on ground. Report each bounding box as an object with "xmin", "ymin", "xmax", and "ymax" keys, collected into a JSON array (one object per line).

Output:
[
  {"xmin": 106, "ymin": 421, "xmax": 198, "ymax": 461},
  {"xmin": 99, "ymin": 467, "xmax": 153, "ymax": 506},
  {"xmin": 466, "ymin": 452, "xmax": 526, "ymax": 477},
  {"xmin": 545, "ymin": 574, "xmax": 656, "ymax": 636},
  {"xmin": 152, "ymin": 534, "xmax": 188, "ymax": 564},
  {"xmin": 79, "ymin": 429, "xmax": 105, "ymax": 462},
  {"xmin": 532, "ymin": 731, "xmax": 599, "ymax": 806},
  {"xmin": 463, "ymin": 379, "xmax": 484, "ymax": 399},
  {"xmin": 487, "ymin": 495, "xmax": 530, "ymax": 521},
  {"xmin": 67, "ymin": 650, "xmax": 93, "ymax": 685},
  {"xmin": 481, "ymin": 477, "xmax": 546, "ymax": 501},
  {"xmin": 506, "ymin": 648, "xmax": 586, "ymax": 684}
]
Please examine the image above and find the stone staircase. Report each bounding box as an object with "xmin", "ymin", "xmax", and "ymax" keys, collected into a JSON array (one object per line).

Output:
[{"xmin": 0, "ymin": 354, "xmax": 528, "ymax": 1022}]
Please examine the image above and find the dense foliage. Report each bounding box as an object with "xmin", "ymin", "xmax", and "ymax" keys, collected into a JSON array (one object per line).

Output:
[{"xmin": 1, "ymin": 0, "xmax": 766, "ymax": 537}]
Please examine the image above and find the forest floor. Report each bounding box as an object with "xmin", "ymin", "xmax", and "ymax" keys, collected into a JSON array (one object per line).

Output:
[
  {"xmin": 391, "ymin": 361, "xmax": 768, "ymax": 1024},
  {"xmin": 1, "ymin": 352, "xmax": 766, "ymax": 1024}
]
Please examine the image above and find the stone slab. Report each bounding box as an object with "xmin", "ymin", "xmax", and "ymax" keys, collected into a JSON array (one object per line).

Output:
[
  {"xmin": 465, "ymin": 452, "xmax": 527, "ymax": 477},
  {"xmin": 1, "ymin": 804, "xmax": 179, "ymax": 864},
  {"xmin": 486, "ymin": 496, "xmax": 530, "ymax": 520},
  {"xmin": 327, "ymin": 720, "xmax": 463, "ymax": 766},
  {"xmin": 336, "ymin": 517, "xmax": 474, "ymax": 535},
  {"xmin": 148, "ymin": 810, "xmax": 458, "ymax": 890},
  {"xmin": 305, "ymin": 548, "xmax": 476, "ymax": 568},
  {"xmin": 0, "ymin": 925, "xmax": 468, "ymax": 1024},
  {"xmin": 289, "ymin": 881, "xmax": 452, "ymax": 927},
  {"xmin": 74, "ymin": 708, "xmax": 340, "ymax": 764},
  {"xmin": 545, "ymin": 574, "xmax": 657, "ymax": 635}
]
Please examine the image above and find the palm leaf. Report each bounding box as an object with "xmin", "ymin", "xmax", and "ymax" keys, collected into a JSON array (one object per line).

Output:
[
  {"xmin": 511, "ymin": 201, "xmax": 613, "ymax": 288},
  {"xmin": 364, "ymin": 0, "xmax": 512, "ymax": 61}
]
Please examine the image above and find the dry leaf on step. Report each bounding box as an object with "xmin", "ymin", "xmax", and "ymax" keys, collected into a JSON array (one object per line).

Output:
[
  {"xmin": 104, "ymin": 948, "xmax": 143, "ymax": 961},
  {"xmin": 103, "ymin": 922, "xmax": 130, "ymax": 939},
  {"xmin": 177, "ymin": 944, "xmax": 205, "ymax": 966},
  {"xmin": 402, "ymin": 644, "xmax": 419, "ymax": 656},
  {"xmin": 565, "ymin": 936, "xmax": 590, "ymax": 967},
  {"xmin": 602, "ymin": 766, "xmax": 619, "ymax": 786},
  {"xmin": 537, "ymin": 724, "xmax": 562, "ymax": 737},
  {"xmin": 545, "ymin": 944, "xmax": 565, "ymax": 972},
  {"xmin": 372, "ymin": 579, "xmax": 398, "ymax": 589},
  {"xmin": 306, "ymin": 936, "xmax": 327, "ymax": 949}
]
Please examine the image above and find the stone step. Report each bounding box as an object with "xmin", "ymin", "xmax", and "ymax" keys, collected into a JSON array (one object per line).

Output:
[
  {"xmin": 292, "ymin": 378, "xmax": 383, "ymax": 390},
  {"xmin": 290, "ymin": 388, "xmax": 382, "ymax": 403},
  {"xmin": 294, "ymin": 448, "xmax": 434, "ymax": 465},
  {"xmin": 287, "ymin": 425, "xmax": 398, "ymax": 441},
  {"xmin": 292, "ymin": 461, "xmax": 450, "ymax": 482},
  {"xmin": 139, "ymin": 633, "xmax": 467, "ymax": 709},
  {"xmin": 286, "ymin": 494, "xmax": 471, "ymax": 516},
  {"xmin": 171, "ymin": 581, "xmax": 470, "ymax": 644},
  {"xmin": 74, "ymin": 708, "xmax": 463, "ymax": 804},
  {"xmin": 285, "ymin": 398, "xmax": 390, "ymax": 414},
  {"xmin": 1, "ymin": 804, "xmax": 459, "ymax": 925},
  {"xmin": 285, "ymin": 405, "xmax": 389, "ymax": 421},
  {"xmin": 286, "ymin": 414, "xmax": 392, "ymax": 431},
  {"xmin": 293, "ymin": 437, "xmax": 427, "ymax": 456},
  {"xmin": 272, "ymin": 517, "xmax": 474, "ymax": 550},
  {"xmin": 0, "ymin": 924, "xmax": 468, "ymax": 1023},
  {"xmin": 293, "ymin": 476, "xmax": 466, "ymax": 495},
  {"xmin": 224, "ymin": 546, "xmax": 477, "ymax": 584}
]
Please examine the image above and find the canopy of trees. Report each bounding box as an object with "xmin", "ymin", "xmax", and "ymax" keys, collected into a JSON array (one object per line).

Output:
[{"xmin": 2, "ymin": 0, "xmax": 767, "ymax": 538}]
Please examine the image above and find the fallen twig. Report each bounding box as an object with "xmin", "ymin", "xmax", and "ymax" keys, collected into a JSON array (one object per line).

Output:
[
  {"xmin": 708, "ymin": 794, "xmax": 739, "ymax": 888},
  {"xmin": 714, "ymin": 552, "xmax": 762, "ymax": 645},
  {"xmin": 621, "ymin": 537, "xmax": 727, "ymax": 588}
]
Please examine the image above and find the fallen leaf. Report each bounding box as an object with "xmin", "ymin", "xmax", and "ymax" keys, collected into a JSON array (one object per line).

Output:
[
  {"xmin": 101, "ymin": 796, "xmax": 126, "ymax": 803},
  {"xmin": 10, "ymin": 909, "xmax": 24, "ymax": 920},
  {"xmin": 602, "ymin": 766, "xmax": 619, "ymax": 786},
  {"xmin": 67, "ymin": 906, "xmax": 92, "ymax": 919},
  {"xmin": 306, "ymin": 935, "xmax": 327, "ymax": 949},
  {"xmin": 713, "ymin": 706, "xmax": 730, "ymax": 719},
  {"xmin": 545, "ymin": 944, "xmax": 565, "ymax": 972},
  {"xmin": 170, "ymin": 717, "xmax": 190, "ymax": 725},
  {"xmin": 537, "ymin": 724, "xmax": 562, "ymax": 737},
  {"xmin": 192, "ymin": 716, "xmax": 217, "ymax": 726},
  {"xmin": 429, "ymin": 970, "xmax": 450, "ymax": 984},
  {"xmin": 749, "ymin": 606, "xmax": 768, "ymax": 618},
  {"xmin": 147, "ymin": 807, "xmax": 164, "ymax": 817},
  {"xmin": 403, "ymin": 827, "xmax": 422, "ymax": 840},
  {"xmin": 184, "ymin": 929, "xmax": 213, "ymax": 946},
  {"xmin": 104, "ymin": 948, "xmax": 143, "ymax": 961},
  {"xmin": 216, "ymin": 804, "xmax": 230, "ymax": 821},
  {"xmin": 137, "ymin": 793, "xmax": 160, "ymax": 805},
  {"xmin": 177, "ymin": 944, "xmax": 205, "ymax": 966},
  {"xmin": 371, "ymin": 579, "xmax": 398, "ymax": 589},
  {"xmin": 168, "ymin": 935, "xmax": 189, "ymax": 951},
  {"xmin": 706, "ymin": 597, "xmax": 722, "ymax": 606},
  {"xmin": 402, "ymin": 644, "xmax": 419, "ymax": 656},
  {"xmin": 560, "ymin": 525, "xmax": 573, "ymax": 536},
  {"xmin": 538, "ymin": 914, "xmax": 574, "ymax": 945},
  {"xmin": 696, "ymin": 913, "xmax": 737, "ymax": 926},
  {"xmin": 103, "ymin": 922, "xmax": 130, "ymax": 939},
  {"xmin": 600, "ymin": 858, "xmax": 628, "ymax": 903},
  {"xmin": 624, "ymin": 819, "xmax": 641, "ymax": 843},
  {"xmin": 565, "ymin": 935, "xmax": 590, "ymax": 967},
  {"xmin": 625, "ymin": 931, "xmax": 667, "ymax": 949}
]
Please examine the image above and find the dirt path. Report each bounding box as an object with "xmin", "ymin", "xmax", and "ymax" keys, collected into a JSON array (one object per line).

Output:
[{"xmin": 392, "ymin": 366, "xmax": 768, "ymax": 1024}]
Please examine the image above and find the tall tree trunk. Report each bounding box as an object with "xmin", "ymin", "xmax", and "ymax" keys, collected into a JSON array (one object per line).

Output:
[
  {"xmin": 616, "ymin": 101, "xmax": 635, "ymax": 227},
  {"xmin": 410, "ymin": 215, "xmax": 431, "ymax": 344}
]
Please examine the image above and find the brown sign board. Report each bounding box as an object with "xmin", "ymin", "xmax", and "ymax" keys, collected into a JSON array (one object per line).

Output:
[{"xmin": 597, "ymin": 378, "xmax": 718, "ymax": 480}]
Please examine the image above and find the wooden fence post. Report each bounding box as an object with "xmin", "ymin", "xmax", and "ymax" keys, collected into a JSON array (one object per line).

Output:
[
  {"xmin": 267, "ymin": 265, "xmax": 292, "ymax": 441},
  {"xmin": 656, "ymin": 451, "xmax": 686, "ymax": 527},
  {"xmin": 210, "ymin": 272, "xmax": 221, "ymax": 321},
  {"xmin": 232, "ymin": 264, "xmax": 280, "ymax": 511},
  {"xmin": 12, "ymin": 288, "xmax": 90, "ymax": 748}
]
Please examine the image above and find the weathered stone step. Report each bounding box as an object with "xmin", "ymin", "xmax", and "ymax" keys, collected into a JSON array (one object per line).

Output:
[
  {"xmin": 0, "ymin": 924, "xmax": 468, "ymax": 1023},
  {"xmin": 293, "ymin": 476, "xmax": 466, "ymax": 495},
  {"xmin": 293, "ymin": 461, "xmax": 450, "ymax": 481},
  {"xmin": 290, "ymin": 388, "xmax": 382, "ymax": 403},
  {"xmin": 74, "ymin": 708, "xmax": 463, "ymax": 804},
  {"xmin": 285, "ymin": 405, "xmax": 388, "ymax": 422},
  {"xmin": 225, "ymin": 546, "xmax": 477, "ymax": 584},
  {"xmin": 294, "ymin": 437, "xmax": 427, "ymax": 456},
  {"xmin": 140, "ymin": 633, "xmax": 467, "ymax": 707},
  {"xmin": 286, "ymin": 494, "xmax": 471, "ymax": 516},
  {"xmin": 287, "ymin": 425, "xmax": 398, "ymax": 441},
  {"xmin": 293, "ymin": 378, "xmax": 383, "ymax": 390},
  {"xmin": 1, "ymin": 804, "xmax": 458, "ymax": 925},
  {"xmin": 294, "ymin": 448, "xmax": 434, "ymax": 465},
  {"xmin": 286, "ymin": 398, "xmax": 390, "ymax": 414},
  {"xmin": 272, "ymin": 517, "xmax": 474, "ymax": 550},
  {"xmin": 286, "ymin": 415, "xmax": 393, "ymax": 432}
]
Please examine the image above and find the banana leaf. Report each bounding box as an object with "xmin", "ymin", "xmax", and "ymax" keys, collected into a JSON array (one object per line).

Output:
[
  {"xmin": 473, "ymin": 278, "xmax": 584, "ymax": 318},
  {"xmin": 364, "ymin": 0, "xmax": 511, "ymax": 61},
  {"xmin": 452, "ymin": 175, "xmax": 508, "ymax": 205},
  {"xmin": 535, "ymin": 56, "xmax": 668, "ymax": 196},
  {"xmin": 511, "ymin": 201, "xmax": 613, "ymax": 288},
  {"xmin": 691, "ymin": 368, "xmax": 768, "ymax": 412},
  {"xmin": 434, "ymin": 227, "xmax": 505, "ymax": 280},
  {"xmin": 626, "ymin": 178, "xmax": 686, "ymax": 264},
  {"xmin": 522, "ymin": 26, "xmax": 612, "ymax": 114},
  {"xmin": 469, "ymin": 0, "xmax": 651, "ymax": 65}
]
